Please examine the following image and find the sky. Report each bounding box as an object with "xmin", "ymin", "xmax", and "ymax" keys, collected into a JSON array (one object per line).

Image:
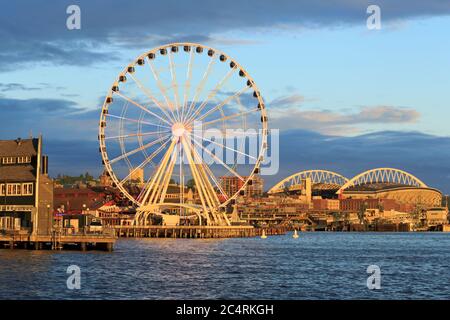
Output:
[{"xmin": 0, "ymin": 0, "xmax": 450, "ymax": 192}]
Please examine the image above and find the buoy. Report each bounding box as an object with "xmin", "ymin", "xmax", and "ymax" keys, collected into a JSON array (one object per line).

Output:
[
  {"xmin": 261, "ymin": 229, "xmax": 267, "ymax": 239},
  {"xmin": 293, "ymin": 229, "xmax": 299, "ymax": 239}
]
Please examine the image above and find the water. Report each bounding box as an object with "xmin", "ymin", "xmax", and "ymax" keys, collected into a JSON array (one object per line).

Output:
[{"xmin": 1, "ymin": 232, "xmax": 450, "ymax": 300}]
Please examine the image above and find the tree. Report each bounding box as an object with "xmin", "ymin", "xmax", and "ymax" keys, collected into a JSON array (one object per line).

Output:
[
  {"xmin": 358, "ymin": 202, "xmax": 368, "ymax": 224},
  {"xmin": 84, "ymin": 172, "xmax": 93, "ymax": 181},
  {"xmin": 186, "ymin": 179, "xmax": 195, "ymax": 189}
]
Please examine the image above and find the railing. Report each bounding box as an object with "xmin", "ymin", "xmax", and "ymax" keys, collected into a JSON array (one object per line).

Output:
[
  {"xmin": 0, "ymin": 228, "xmax": 31, "ymax": 236},
  {"xmin": 53, "ymin": 227, "xmax": 116, "ymax": 238}
]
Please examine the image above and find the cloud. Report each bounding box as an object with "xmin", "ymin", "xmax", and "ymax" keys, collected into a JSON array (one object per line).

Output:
[
  {"xmin": 268, "ymin": 98, "xmax": 420, "ymax": 134},
  {"xmin": 0, "ymin": 83, "xmax": 41, "ymax": 92},
  {"xmin": 0, "ymin": 97, "xmax": 98, "ymax": 140},
  {"xmin": 271, "ymin": 94, "xmax": 306, "ymax": 108},
  {"xmin": 0, "ymin": 38, "xmax": 113, "ymax": 72},
  {"xmin": 1, "ymin": 0, "xmax": 449, "ymax": 70},
  {"xmin": 0, "ymin": 97, "xmax": 81, "ymax": 113},
  {"xmin": 0, "ymin": 82, "xmax": 67, "ymax": 92}
]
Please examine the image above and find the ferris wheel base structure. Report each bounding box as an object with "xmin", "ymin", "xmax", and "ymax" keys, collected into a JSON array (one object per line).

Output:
[{"xmin": 134, "ymin": 203, "xmax": 231, "ymax": 226}]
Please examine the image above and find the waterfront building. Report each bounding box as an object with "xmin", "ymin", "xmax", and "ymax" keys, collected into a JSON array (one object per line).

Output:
[
  {"xmin": 425, "ymin": 207, "xmax": 449, "ymax": 226},
  {"xmin": 54, "ymin": 187, "xmax": 107, "ymax": 213},
  {"xmin": 0, "ymin": 136, "xmax": 53, "ymax": 235},
  {"xmin": 220, "ymin": 176, "xmax": 244, "ymax": 197},
  {"xmin": 245, "ymin": 175, "xmax": 264, "ymax": 198},
  {"xmin": 236, "ymin": 196, "xmax": 310, "ymax": 225},
  {"xmin": 220, "ymin": 175, "xmax": 264, "ymax": 198},
  {"xmin": 312, "ymin": 198, "xmax": 340, "ymax": 210},
  {"xmin": 99, "ymin": 169, "xmax": 114, "ymax": 187}
]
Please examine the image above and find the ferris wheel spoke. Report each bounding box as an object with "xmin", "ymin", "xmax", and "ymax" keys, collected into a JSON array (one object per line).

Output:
[
  {"xmin": 191, "ymin": 146, "xmax": 227, "ymax": 203},
  {"xmin": 191, "ymin": 145, "xmax": 229, "ymax": 201},
  {"xmin": 113, "ymin": 91, "xmax": 173, "ymax": 127},
  {"xmin": 106, "ymin": 114, "xmax": 171, "ymax": 130},
  {"xmin": 180, "ymin": 138, "xmax": 210, "ymax": 214},
  {"xmin": 118, "ymin": 139, "xmax": 171, "ymax": 186},
  {"xmin": 178, "ymin": 143, "xmax": 185, "ymax": 207},
  {"xmin": 181, "ymin": 49, "xmax": 195, "ymax": 123},
  {"xmin": 105, "ymin": 130, "xmax": 170, "ymax": 140},
  {"xmin": 195, "ymin": 85, "xmax": 251, "ymax": 123},
  {"xmin": 147, "ymin": 58, "xmax": 179, "ymax": 122},
  {"xmin": 186, "ymin": 66, "xmax": 237, "ymax": 124},
  {"xmin": 109, "ymin": 134, "xmax": 171, "ymax": 164},
  {"xmin": 190, "ymin": 132, "xmax": 258, "ymax": 161},
  {"xmin": 141, "ymin": 138, "xmax": 178, "ymax": 205},
  {"xmin": 168, "ymin": 51, "xmax": 182, "ymax": 121},
  {"xmin": 127, "ymin": 72, "xmax": 176, "ymax": 124},
  {"xmin": 157, "ymin": 147, "xmax": 178, "ymax": 203},
  {"xmin": 192, "ymin": 137, "xmax": 244, "ymax": 182},
  {"xmin": 183, "ymin": 56, "xmax": 216, "ymax": 122},
  {"xmin": 201, "ymin": 107, "xmax": 259, "ymax": 128},
  {"xmin": 182, "ymin": 137, "xmax": 219, "ymax": 211},
  {"xmin": 137, "ymin": 111, "xmax": 153, "ymax": 160}
]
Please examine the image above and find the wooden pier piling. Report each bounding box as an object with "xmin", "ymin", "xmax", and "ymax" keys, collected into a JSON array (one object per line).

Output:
[
  {"xmin": 113, "ymin": 225, "xmax": 286, "ymax": 239},
  {"xmin": 0, "ymin": 229, "xmax": 116, "ymax": 252}
]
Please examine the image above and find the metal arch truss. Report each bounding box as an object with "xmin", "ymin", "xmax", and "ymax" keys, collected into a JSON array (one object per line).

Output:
[
  {"xmin": 337, "ymin": 167, "xmax": 428, "ymax": 194},
  {"xmin": 268, "ymin": 170, "xmax": 349, "ymax": 194},
  {"xmin": 98, "ymin": 42, "xmax": 268, "ymax": 227}
]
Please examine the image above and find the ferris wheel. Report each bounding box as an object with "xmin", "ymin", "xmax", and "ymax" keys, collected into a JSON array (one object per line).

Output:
[{"xmin": 98, "ymin": 43, "xmax": 268, "ymax": 226}]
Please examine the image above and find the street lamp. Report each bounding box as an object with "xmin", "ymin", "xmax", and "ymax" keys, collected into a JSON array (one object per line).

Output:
[{"xmin": 46, "ymin": 204, "xmax": 52, "ymax": 235}]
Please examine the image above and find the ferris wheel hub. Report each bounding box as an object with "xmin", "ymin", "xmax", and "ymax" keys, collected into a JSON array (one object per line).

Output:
[{"xmin": 171, "ymin": 122, "xmax": 187, "ymax": 137}]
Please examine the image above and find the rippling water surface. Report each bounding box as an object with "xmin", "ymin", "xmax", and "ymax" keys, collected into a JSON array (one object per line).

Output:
[{"xmin": 1, "ymin": 232, "xmax": 449, "ymax": 299}]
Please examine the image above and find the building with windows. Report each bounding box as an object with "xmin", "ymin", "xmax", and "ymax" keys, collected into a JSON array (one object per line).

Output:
[
  {"xmin": 220, "ymin": 175, "xmax": 264, "ymax": 199},
  {"xmin": 0, "ymin": 137, "xmax": 53, "ymax": 235}
]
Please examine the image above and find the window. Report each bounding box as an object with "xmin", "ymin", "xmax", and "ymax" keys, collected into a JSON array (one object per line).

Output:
[
  {"xmin": 2, "ymin": 157, "xmax": 16, "ymax": 164},
  {"xmin": 6, "ymin": 183, "xmax": 21, "ymax": 196},
  {"xmin": 17, "ymin": 156, "xmax": 31, "ymax": 164},
  {"xmin": 22, "ymin": 183, "xmax": 33, "ymax": 196},
  {"xmin": 1, "ymin": 183, "xmax": 34, "ymax": 196}
]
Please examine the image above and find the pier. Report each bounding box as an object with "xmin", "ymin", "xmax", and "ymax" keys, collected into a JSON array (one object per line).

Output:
[
  {"xmin": 114, "ymin": 225, "xmax": 286, "ymax": 239},
  {"xmin": 0, "ymin": 228, "xmax": 116, "ymax": 251}
]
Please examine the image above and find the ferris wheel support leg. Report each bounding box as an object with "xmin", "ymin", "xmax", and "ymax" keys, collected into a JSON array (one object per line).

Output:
[
  {"xmin": 221, "ymin": 210, "xmax": 231, "ymax": 226},
  {"xmin": 190, "ymin": 145, "xmax": 224, "ymax": 225},
  {"xmin": 142, "ymin": 139, "xmax": 177, "ymax": 205},
  {"xmin": 157, "ymin": 148, "xmax": 178, "ymax": 204},
  {"xmin": 148, "ymin": 152, "xmax": 174, "ymax": 204},
  {"xmin": 145, "ymin": 141, "xmax": 176, "ymax": 203},
  {"xmin": 133, "ymin": 211, "xmax": 142, "ymax": 226},
  {"xmin": 191, "ymin": 148, "xmax": 230, "ymax": 226},
  {"xmin": 181, "ymin": 137, "xmax": 212, "ymax": 225}
]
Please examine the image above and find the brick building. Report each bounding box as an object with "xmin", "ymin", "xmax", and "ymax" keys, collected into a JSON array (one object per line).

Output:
[{"xmin": 220, "ymin": 175, "xmax": 264, "ymax": 199}]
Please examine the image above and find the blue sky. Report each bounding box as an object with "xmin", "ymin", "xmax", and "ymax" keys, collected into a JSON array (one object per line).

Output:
[{"xmin": 1, "ymin": 0, "xmax": 450, "ymax": 191}]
